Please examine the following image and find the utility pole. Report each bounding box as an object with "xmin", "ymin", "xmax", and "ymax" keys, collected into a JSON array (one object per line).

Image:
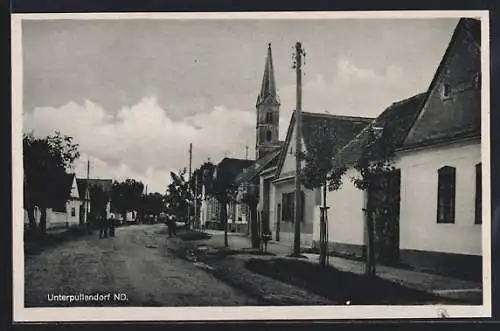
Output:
[
  {"xmin": 293, "ymin": 42, "xmax": 304, "ymax": 256},
  {"xmin": 194, "ymin": 173, "xmax": 198, "ymax": 231},
  {"xmin": 84, "ymin": 160, "xmax": 90, "ymax": 229},
  {"xmin": 187, "ymin": 143, "xmax": 192, "ymax": 230}
]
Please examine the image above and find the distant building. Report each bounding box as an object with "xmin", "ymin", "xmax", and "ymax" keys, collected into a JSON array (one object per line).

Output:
[{"xmin": 23, "ymin": 173, "xmax": 81, "ymax": 230}]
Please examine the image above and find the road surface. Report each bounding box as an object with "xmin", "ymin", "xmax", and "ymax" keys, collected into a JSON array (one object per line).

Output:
[{"xmin": 24, "ymin": 224, "xmax": 261, "ymax": 307}]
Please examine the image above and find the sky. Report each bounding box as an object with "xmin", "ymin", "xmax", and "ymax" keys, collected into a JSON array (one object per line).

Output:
[{"xmin": 21, "ymin": 17, "xmax": 460, "ymax": 193}]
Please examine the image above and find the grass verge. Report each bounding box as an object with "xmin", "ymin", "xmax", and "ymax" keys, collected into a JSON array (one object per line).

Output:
[{"xmin": 245, "ymin": 258, "xmax": 468, "ymax": 305}]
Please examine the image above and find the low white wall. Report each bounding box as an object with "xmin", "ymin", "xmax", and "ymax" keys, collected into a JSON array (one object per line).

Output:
[{"xmin": 313, "ymin": 168, "xmax": 366, "ymax": 247}]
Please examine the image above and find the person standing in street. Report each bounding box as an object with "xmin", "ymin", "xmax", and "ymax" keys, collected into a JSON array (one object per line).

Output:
[
  {"xmin": 109, "ymin": 213, "xmax": 116, "ymax": 237},
  {"xmin": 99, "ymin": 215, "xmax": 107, "ymax": 238}
]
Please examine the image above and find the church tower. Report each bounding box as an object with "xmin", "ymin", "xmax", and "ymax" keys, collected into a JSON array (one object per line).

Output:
[{"xmin": 256, "ymin": 43, "xmax": 280, "ymax": 160}]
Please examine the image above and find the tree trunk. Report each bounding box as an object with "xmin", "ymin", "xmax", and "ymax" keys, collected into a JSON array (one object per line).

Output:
[
  {"xmin": 26, "ymin": 206, "xmax": 37, "ymax": 234},
  {"xmin": 40, "ymin": 207, "xmax": 47, "ymax": 235},
  {"xmin": 250, "ymin": 203, "xmax": 259, "ymax": 249},
  {"xmin": 221, "ymin": 202, "xmax": 229, "ymax": 247},
  {"xmin": 320, "ymin": 184, "xmax": 327, "ymax": 268},
  {"xmin": 365, "ymin": 208, "xmax": 376, "ymax": 277}
]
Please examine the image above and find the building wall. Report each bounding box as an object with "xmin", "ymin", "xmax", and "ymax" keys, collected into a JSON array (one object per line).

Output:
[
  {"xmin": 281, "ymin": 132, "xmax": 306, "ymax": 176},
  {"xmin": 312, "ymin": 168, "xmax": 366, "ymax": 252},
  {"xmin": 271, "ymin": 178, "xmax": 316, "ymax": 247},
  {"xmin": 312, "ymin": 140, "xmax": 481, "ymax": 268},
  {"xmin": 398, "ymin": 139, "xmax": 481, "ymax": 256},
  {"xmin": 65, "ymin": 199, "xmax": 81, "ymax": 227}
]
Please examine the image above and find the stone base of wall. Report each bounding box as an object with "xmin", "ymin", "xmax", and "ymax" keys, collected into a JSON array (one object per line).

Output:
[
  {"xmin": 400, "ymin": 249, "xmax": 482, "ymax": 283},
  {"xmin": 277, "ymin": 231, "xmax": 313, "ymax": 247},
  {"xmin": 312, "ymin": 240, "xmax": 365, "ymax": 259},
  {"xmin": 311, "ymin": 241, "xmax": 482, "ymax": 282}
]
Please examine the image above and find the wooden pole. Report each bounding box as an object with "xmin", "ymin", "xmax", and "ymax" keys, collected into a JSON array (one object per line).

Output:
[
  {"xmin": 293, "ymin": 42, "xmax": 303, "ymax": 256},
  {"xmin": 188, "ymin": 143, "xmax": 192, "ymax": 230}
]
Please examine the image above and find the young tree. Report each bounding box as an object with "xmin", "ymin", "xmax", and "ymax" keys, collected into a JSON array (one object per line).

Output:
[
  {"xmin": 300, "ymin": 119, "xmax": 347, "ymax": 267},
  {"xmin": 351, "ymin": 124, "xmax": 396, "ymax": 277},
  {"xmin": 165, "ymin": 168, "xmax": 191, "ymax": 225},
  {"xmin": 23, "ymin": 131, "xmax": 80, "ymax": 235},
  {"xmin": 205, "ymin": 162, "xmax": 239, "ymax": 247}
]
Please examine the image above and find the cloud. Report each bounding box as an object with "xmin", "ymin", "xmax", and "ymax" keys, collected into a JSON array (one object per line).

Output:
[
  {"xmin": 22, "ymin": 58, "xmax": 425, "ymax": 193},
  {"xmin": 275, "ymin": 57, "xmax": 420, "ymax": 139},
  {"xmin": 23, "ymin": 97, "xmax": 256, "ymax": 193}
]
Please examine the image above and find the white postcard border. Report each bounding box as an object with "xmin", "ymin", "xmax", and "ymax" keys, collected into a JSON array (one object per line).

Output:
[{"xmin": 11, "ymin": 10, "xmax": 492, "ymax": 322}]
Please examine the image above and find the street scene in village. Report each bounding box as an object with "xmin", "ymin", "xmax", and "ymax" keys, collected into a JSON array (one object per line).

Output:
[{"xmin": 20, "ymin": 16, "xmax": 484, "ymax": 310}]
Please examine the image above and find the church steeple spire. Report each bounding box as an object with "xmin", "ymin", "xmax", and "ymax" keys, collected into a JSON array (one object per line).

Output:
[
  {"xmin": 257, "ymin": 43, "xmax": 279, "ymax": 107},
  {"xmin": 255, "ymin": 43, "xmax": 280, "ymax": 160}
]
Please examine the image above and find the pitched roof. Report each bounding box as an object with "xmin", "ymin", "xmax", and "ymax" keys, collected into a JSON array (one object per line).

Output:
[
  {"xmin": 256, "ymin": 43, "xmax": 280, "ymax": 107},
  {"xmin": 274, "ymin": 111, "xmax": 374, "ymax": 179},
  {"xmin": 333, "ymin": 93, "xmax": 427, "ymax": 167},
  {"xmin": 76, "ymin": 178, "xmax": 113, "ymax": 199},
  {"xmin": 50, "ymin": 173, "xmax": 76, "ymax": 212},
  {"xmin": 402, "ymin": 18, "xmax": 481, "ymax": 149},
  {"xmin": 235, "ymin": 148, "xmax": 282, "ymax": 185},
  {"xmin": 215, "ymin": 158, "xmax": 255, "ymax": 187}
]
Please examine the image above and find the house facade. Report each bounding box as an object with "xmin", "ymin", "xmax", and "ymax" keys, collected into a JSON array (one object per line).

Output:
[
  {"xmin": 272, "ymin": 111, "xmax": 373, "ymax": 248},
  {"xmin": 319, "ymin": 18, "xmax": 481, "ymax": 280},
  {"xmin": 24, "ymin": 173, "xmax": 81, "ymax": 230}
]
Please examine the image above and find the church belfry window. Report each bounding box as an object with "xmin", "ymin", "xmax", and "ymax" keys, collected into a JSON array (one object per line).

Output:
[
  {"xmin": 266, "ymin": 130, "xmax": 272, "ymax": 142},
  {"xmin": 266, "ymin": 111, "xmax": 273, "ymax": 124}
]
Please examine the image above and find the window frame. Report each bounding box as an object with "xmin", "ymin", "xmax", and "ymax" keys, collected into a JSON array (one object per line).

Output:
[
  {"xmin": 436, "ymin": 165, "xmax": 456, "ymax": 224},
  {"xmin": 442, "ymin": 83, "xmax": 452, "ymax": 100}
]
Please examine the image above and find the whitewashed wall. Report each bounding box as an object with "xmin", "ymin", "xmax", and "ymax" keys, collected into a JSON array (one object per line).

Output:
[
  {"xmin": 313, "ymin": 168, "xmax": 366, "ymax": 247},
  {"xmin": 65, "ymin": 200, "xmax": 81, "ymax": 226},
  {"xmin": 398, "ymin": 140, "xmax": 481, "ymax": 255}
]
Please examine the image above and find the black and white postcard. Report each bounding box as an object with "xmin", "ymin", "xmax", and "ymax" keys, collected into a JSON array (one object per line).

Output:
[{"xmin": 11, "ymin": 11, "xmax": 492, "ymax": 321}]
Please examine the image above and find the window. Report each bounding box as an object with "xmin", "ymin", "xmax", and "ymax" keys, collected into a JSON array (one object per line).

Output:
[
  {"xmin": 71, "ymin": 207, "xmax": 76, "ymax": 217},
  {"xmin": 437, "ymin": 166, "xmax": 456, "ymax": 223},
  {"xmin": 266, "ymin": 112, "xmax": 273, "ymax": 124},
  {"xmin": 475, "ymin": 163, "xmax": 482, "ymax": 224},
  {"xmin": 266, "ymin": 130, "xmax": 272, "ymax": 142},
  {"xmin": 442, "ymin": 83, "xmax": 452, "ymax": 99},
  {"xmin": 281, "ymin": 191, "xmax": 305, "ymax": 223}
]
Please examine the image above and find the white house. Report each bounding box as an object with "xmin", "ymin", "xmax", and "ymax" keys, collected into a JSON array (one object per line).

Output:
[
  {"xmin": 320, "ymin": 18, "xmax": 482, "ymax": 280},
  {"xmin": 271, "ymin": 111, "xmax": 373, "ymax": 249},
  {"xmin": 24, "ymin": 172, "xmax": 82, "ymax": 230}
]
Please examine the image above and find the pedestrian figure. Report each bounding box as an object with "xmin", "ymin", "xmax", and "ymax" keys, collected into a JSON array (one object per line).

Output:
[
  {"xmin": 109, "ymin": 214, "xmax": 116, "ymax": 237},
  {"xmin": 99, "ymin": 215, "xmax": 108, "ymax": 238},
  {"xmin": 167, "ymin": 215, "xmax": 177, "ymax": 237}
]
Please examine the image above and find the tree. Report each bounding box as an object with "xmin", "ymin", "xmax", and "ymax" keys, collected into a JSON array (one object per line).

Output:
[
  {"xmin": 300, "ymin": 119, "xmax": 347, "ymax": 266},
  {"xmin": 89, "ymin": 185, "xmax": 109, "ymax": 222},
  {"xmin": 204, "ymin": 162, "xmax": 239, "ymax": 247},
  {"xmin": 350, "ymin": 124, "xmax": 396, "ymax": 278},
  {"xmin": 23, "ymin": 131, "xmax": 80, "ymax": 235},
  {"xmin": 111, "ymin": 179, "xmax": 144, "ymax": 220},
  {"xmin": 164, "ymin": 168, "xmax": 191, "ymax": 225},
  {"xmin": 143, "ymin": 192, "xmax": 165, "ymax": 222}
]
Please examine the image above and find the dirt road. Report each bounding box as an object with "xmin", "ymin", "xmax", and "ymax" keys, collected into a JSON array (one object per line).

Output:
[{"xmin": 24, "ymin": 224, "xmax": 261, "ymax": 307}]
